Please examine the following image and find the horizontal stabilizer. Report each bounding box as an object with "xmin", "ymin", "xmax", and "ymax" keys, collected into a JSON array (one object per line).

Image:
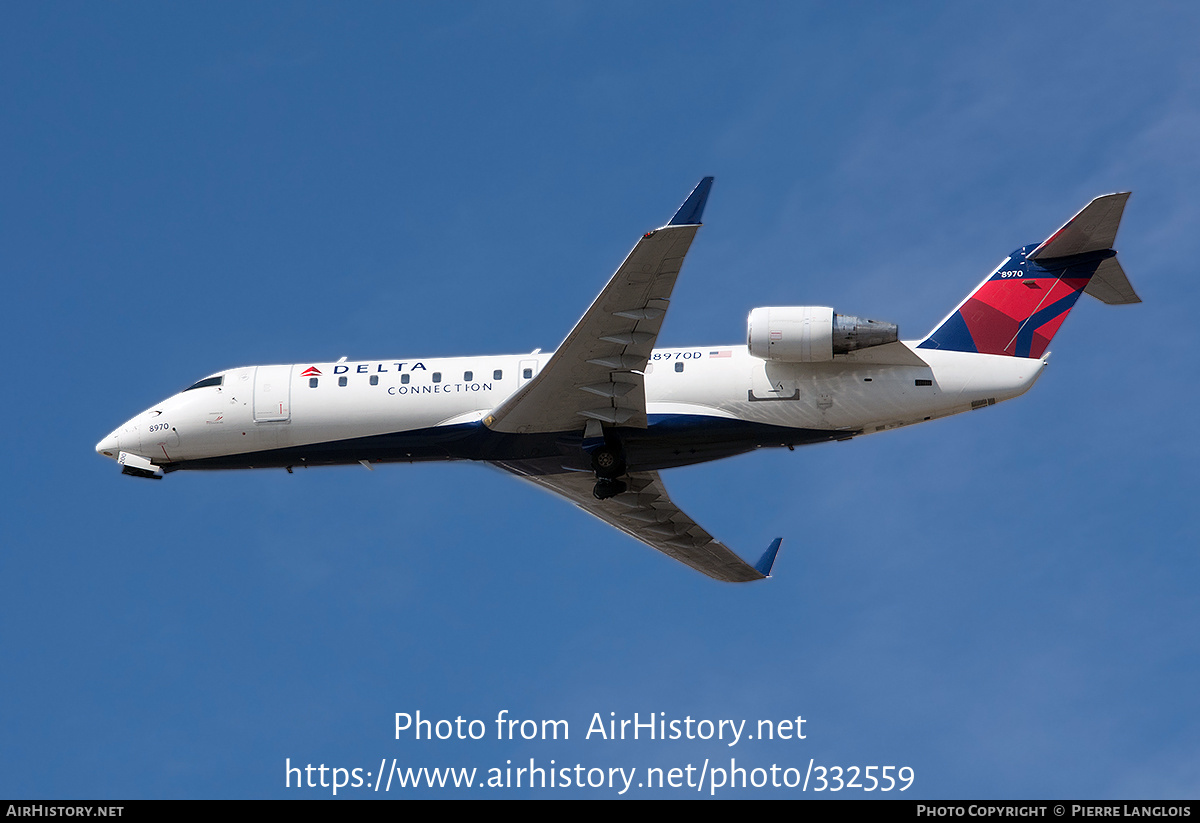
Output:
[
  {"xmin": 1028, "ymin": 192, "xmax": 1129, "ymax": 260},
  {"xmin": 1083, "ymin": 257, "xmax": 1141, "ymax": 304}
]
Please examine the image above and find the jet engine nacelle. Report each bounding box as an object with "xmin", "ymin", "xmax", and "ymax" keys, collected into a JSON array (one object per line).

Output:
[{"xmin": 747, "ymin": 306, "xmax": 899, "ymax": 362}]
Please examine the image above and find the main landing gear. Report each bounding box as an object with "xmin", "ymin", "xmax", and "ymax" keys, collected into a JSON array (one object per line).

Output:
[
  {"xmin": 592, "ymin": 477, "xmax": 627, "ymax": 500},
  {"xmin": 590, "ymin": 444, "xmax": 627, "ymax": 500}
]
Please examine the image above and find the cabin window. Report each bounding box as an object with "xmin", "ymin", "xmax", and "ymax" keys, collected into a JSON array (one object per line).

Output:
[
  {"xmin": 433, "ymin": 372, "xmax": 442, "ymax": 383},
  {"xmin": 401, "ymin": 374, "xmax": 410, "ymax": 384},
  {"xmin": 674, "ymin": 362, "xmax": 684, "ymax": 373},
  {"xmin": 338, "ymin": 376, "xmax": 348, "ymax": 387},
  {"xmin": 523, "ymin": 368, "xmax": 533, "ymax": 379},
  {"xmin": 184, "ymin": 375, "xmax": 223, "ymax": 391},
  {"xmin": 464, "ymin": 371, "xmax": 473, "ymax": 381},
  {"xmin": 494, "ymin": 369, "xmax": 503, "ymax": 380},
  {"xmin": 370, "ymin": 375, "xmax": 379, "ymax": 386},
  {"xmin": 309, "ymin": 377, "xmax": 319, "ymax": 388}
]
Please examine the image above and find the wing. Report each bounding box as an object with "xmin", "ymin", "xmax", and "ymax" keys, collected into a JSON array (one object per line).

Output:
[
  {"xmin": 484, "ymin": 178, "xmax": 714, "ymax": 434},
  {"xmin": 500, "ymin": 467, "xmax": 781, "ymax": 583}
]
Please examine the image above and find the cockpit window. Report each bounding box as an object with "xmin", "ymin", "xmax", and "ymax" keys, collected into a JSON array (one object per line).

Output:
[{"xmin": 184, "ymin": 375, "xmax": 224, "ymax": 391}]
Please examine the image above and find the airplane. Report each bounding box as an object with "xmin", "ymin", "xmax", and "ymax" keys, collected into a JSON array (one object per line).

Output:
[{"xmin": 96, "ymin": 178, "xmax": 1139, "ymax": 582}]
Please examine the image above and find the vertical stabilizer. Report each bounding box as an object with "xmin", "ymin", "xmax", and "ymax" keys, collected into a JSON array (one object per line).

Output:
[{"xmin": 918, "ymin": 194, "xmax": 1137, "ymax": 357}]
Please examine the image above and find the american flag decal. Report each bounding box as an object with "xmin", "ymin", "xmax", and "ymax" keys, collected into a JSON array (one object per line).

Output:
[{"xmin": 709, "ymin": 350, "xmax": 731, "ymax": 358}]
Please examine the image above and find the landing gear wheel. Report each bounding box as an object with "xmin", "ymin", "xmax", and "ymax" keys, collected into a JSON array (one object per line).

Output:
[
  {"xmin": 590, "ymin": 446, "xmax": 624, "ymax": 478},
  {"xmin": 592, "ymin": 477, "xmax": 628, "ymax": 500}
]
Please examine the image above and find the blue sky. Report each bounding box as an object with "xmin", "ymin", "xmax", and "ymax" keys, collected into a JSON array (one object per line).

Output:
[{"xmin": 3, "ymin": 3, "xmax": 1197, "ymax": 798}]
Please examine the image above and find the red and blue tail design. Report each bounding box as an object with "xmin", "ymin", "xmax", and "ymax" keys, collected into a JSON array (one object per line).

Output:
[
  {"xmin": 918, "ymin": 194, "xmax": 1137, "ymax": 358},
  {"xmin": 917, "ymin": 245, "xmax": 1109, "ymax": 358}
]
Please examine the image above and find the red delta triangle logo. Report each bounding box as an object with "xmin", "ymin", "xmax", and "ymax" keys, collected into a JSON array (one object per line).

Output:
[{"xmin": 301, "ymin": 367, "xmax": 322, "ymax": 377}]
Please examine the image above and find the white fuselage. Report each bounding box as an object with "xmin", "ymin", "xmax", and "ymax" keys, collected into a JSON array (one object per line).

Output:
[{"xmin": 97, "ymin": 343, "xmax": 1044, "ymax": 472}]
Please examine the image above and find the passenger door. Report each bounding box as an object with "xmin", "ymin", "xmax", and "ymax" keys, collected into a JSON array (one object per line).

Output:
[{"xmin": 253, "ymin": 365, "xmax": 292, "ymax": 422}]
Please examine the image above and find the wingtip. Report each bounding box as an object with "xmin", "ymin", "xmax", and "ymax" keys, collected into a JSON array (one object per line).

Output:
[
  {"xmin": 754, "ymin": 537, "xmax": 783, "ymax": 578},
  {"xmin": 668, "ymin": 176, "xmax": 714, "ymax": 226}
]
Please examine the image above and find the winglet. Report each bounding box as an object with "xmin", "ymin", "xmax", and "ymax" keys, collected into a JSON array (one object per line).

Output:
[
  {"xmin": 668, "ymin": 176, "xmax": 714, "ymax": 226},
  {"xmin": 754, "ymin": 537, "xmax": 783, "ymax": 578}
]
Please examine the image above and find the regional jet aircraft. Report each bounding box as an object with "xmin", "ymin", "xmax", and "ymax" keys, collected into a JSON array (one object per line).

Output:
[{"xmin": 96, "ymin": 179, "xmax": 1139, "ymax": 582}]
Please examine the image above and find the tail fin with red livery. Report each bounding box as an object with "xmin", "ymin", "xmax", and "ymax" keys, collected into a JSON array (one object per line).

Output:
[{"xmin": 918, "ymin": 193, "xmax": 1138, "ymax": 358}]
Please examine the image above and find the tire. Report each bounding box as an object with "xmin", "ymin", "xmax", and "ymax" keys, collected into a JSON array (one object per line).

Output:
[{"xmin": 591, "ymin": 446, "xmax": 624, "ymax": 479}]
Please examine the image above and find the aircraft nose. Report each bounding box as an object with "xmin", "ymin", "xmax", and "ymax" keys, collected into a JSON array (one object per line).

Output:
[{"xmin": 96, "ymin": 430, "xmax": 120, "ymax": 459}]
